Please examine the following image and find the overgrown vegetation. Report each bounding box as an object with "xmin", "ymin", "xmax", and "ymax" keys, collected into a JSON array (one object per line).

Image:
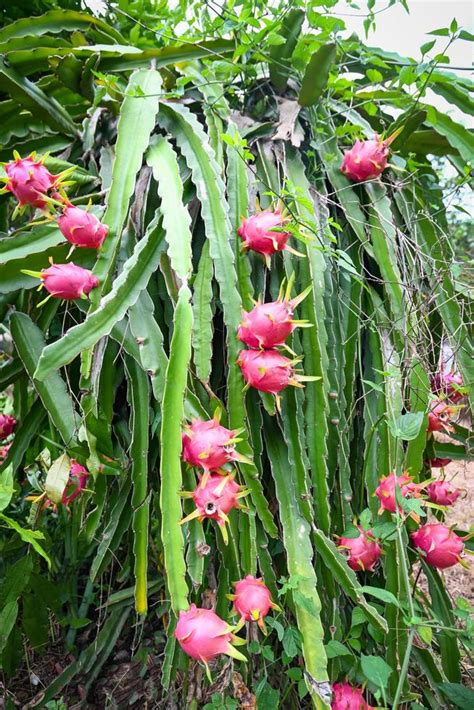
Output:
[{"xmin": 0, "ymin": 1, "xmax": 472, "ymax": 708}]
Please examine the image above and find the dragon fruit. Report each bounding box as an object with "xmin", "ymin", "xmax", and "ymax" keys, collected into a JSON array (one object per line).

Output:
[
  {"xmin": 182, "ymin": 418, "xmax": 242, "ymax": 476},
  {"xmin": 238, "ymin": 209, "xmax": 295, "ymax": 266},
  {"xmin": 426, "ymin": 480, "xmax": 461, "ymax": 506},
  {"xmin": 3, "ymin": 154, "xmax": 56, "ymax": 208},
  {"xmin": 0, "ymin": 443, "xmax": 11, "ymax": 463},
  {"xmin": 432, "ymin": 371, "xmax": 465, "ymax": 403},
  {"xmin": 428, "ymin": 458, "xmax": 452, "ymax": 468},
  {"xmin": 237, "ymin": 349, "xmax": 298, "ymax": 395},
  {"xmin": 0, "ymin": 414, "xmax": 16, "ymax": 440},
  {"xmin": 411, "ymin": 523, "xmax": 464, "ymax": 569},
  {"xmin": 24, "ymin": 263, "xmax": 99, "ymax": 300},
  {"xmin": 237, "ymin": 281, "xmax": 310, "ymax": 350},
  {"xmin": 180, "ymin": 473, "xmax": 248, "ymax": 544},
  {"xmin": 332, "ymin": 682, "xmax": 372, "ymax": 710},
  {"xmin": 61, "ymin": 461, "xmax": 90, "ymax": 506},
  {"xmin": 428, "ymin": 401, "xmax": 455, "ymax": 433},
  {"xmin": 229, "ymin": 576, "xmax": 279, "ymax": 631},
  {"xmin": 58, "ymin": 204, "xmax": 108, "ymax": 249},
  {"xmin": 175, "ymin": 604, "xmax": 246, "ymax": 664},
  {"xmin": 375, "ymin": 472, "xmax": 420, "ymax": 514},
  {"xmin": 340, "ymin": 135, "xmax": 390, "ymax": 182},
  {"xmin": 338, "ymin": 527, "xmax": 382, "ymax": 572}
]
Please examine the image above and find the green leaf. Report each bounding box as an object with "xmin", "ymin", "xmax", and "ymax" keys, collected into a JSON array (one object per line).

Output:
[
  {"xmin": 146, "ymin": 136, "xmax": 193, "ymax": 280},
  {"xmin": 360, "ymin": 586, "xmax": 401, "ymax": 608},
  {"xmin": 0, "ymin": 223, "xmax": 63, "ymax": 265},
  {"xmin": 325, "ymin": 640, "xmax": 352, "ymax": 659},
  {"xmin": 160, "ymin": 285, "xmax": 192, "ymax": 614},
  {"xmin": 192, "ymin": 240, "xmax": 214, "ymax": 383},
  {"xmin": 45, "ymin": 452, "xmax": 71, "ymax": 505},
  {"xmin": 424, "ymin": 105, "xmax": 474, "ymax": 162},
  {"xmin": 34, "ymin": 218, "xmax": 166, "ymax": 379},
  {"xmin": 0, "ymin": 600, "xmax": 18, "ymax": 655},
  {"xmin": 438, "ymin": 683, "xmax": 474, "ymax": 709},
  {"xmin": 0, "ymin": 513, "xmax": 51, "ymax": 568},
  {"xmin": 387, "ymin": 412, "xmax": 425, "ymax": 441},
  {"xmin": 0, "ymin": 56, "xmax": 77, "ymax": 136},
  {"xmin": 0, "ymin": 9, "xmax": 125, "ymax": 43},
  {"xmin": 299, "ymin": 43, "xmax": 336, "ymax": 107},
  {"xmin": 0, "ymin": 465, "xmax": 14, "ymax": 512},
  {"xmin": 10, "ymin": 313, "xmax": 79, "ymax": 446},
  {"xmin": 269, "ymin": 9, "xmax": 304, "ymax": 91},
  {"xmin": 361, "ymin": 654, "xmax": 393, "ymax": 690}
]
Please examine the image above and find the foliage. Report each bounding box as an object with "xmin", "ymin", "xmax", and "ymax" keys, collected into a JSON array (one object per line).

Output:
[{"xmin": 0, "ymin": 0, "xmax": 472, "ymax": 708}]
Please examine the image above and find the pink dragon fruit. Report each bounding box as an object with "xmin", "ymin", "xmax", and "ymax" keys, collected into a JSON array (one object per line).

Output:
[
  {"xmin": 411, "ymin": 523, "xmax": 464, "ymax": 569},
  {"xmin": 25, "ymin": 263, "xmax": 99, "ymax": 300},
  {"xmin": 182, "ymin": 418, "xmax": 242, "ymax": 476},
  {"xmin": 428, "ymin": 401, "xmax": 455, "ymax": 433},
  {"xmin": 3, "ymin": 154, "xmax": 56, "ymax": 208},
  {"xmin": 237, "ymin": 282, "xmax": 310, "ymax": 350},
  {"xmin": 426, "ymin": 480, "xmax": 461, "ymax": 506},
  {"xmin": 338, "ymin": 527, "xmax": 382, "ymax": 572},
  {"xmin": 0, "ymin": 414, "xmax": 16, "ymax": 440},
  {"xmin": 0, "ymin": 443, "xmax": 11, "ymax": 463},
  {"xmin": 375, "ymin": 472, "xmax": 420, "ymax": 514},
  {"xmin": 180, "ymin": 473, "xmax": 248, "ymax": 545},
  {"xmin": 432, "ymin": 371, "xmax": 465, "ymax": 403},
  {"xmin": 428, "ymin": 458, "xmax": 452, "ymax": 468},
  {"xmin": 238, "ymin": 209, "xmax": 295, "ymax": 266},
  {"xmin": 332, "ymin": 682, "xmax": 372, "ymax": 710},
  {"xmin": 175, "ymin": 604, "xmax": 246, "ymax": 664},
  {"xmin": 237, "ymin": 349, "xmax": 299, "ymax": 395},
  {"xmin": 58, "ymin": 204, "xmax": 108, "ymax": 249},
  {"xmin": 340, "ymin": 135, "xmax": 390, "ymax": 182},
  {"xmin": 229, "ymin": 576, "xmax": 279, "ymax": 631}
]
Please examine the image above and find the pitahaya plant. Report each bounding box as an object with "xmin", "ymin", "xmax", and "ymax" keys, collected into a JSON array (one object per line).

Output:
[
  {"xmin": 237, "ymin": 279, "xmax": 311, "ymax": 349},
  {"xmin": 180, "ymin": 473, "xmax": 248, "ymax": 544},
  {"xmin": 229, "ymin": 575, "xmax": 279, "ymax": 631},
  {"xmin": 340, "ymin": 135, "xmax": 390, "ymax": 182},
  {"xmin": 426, "ymin": 480, "xmax": 461, "ymax": 506},
  {"xmin": 338, "ymin": 527, "xmax": 382, "ymax": 572},
  {"xmin": 58, "ymin": 204, "xmax": 108, "ymax": 249},
  {"xmin": 23, "ymin": 262, "xmax": 99, "ymax": 300},
  {"xmin": 174, "ymin": 604, "xmax": 246, "ymax": 666},
  {"xmin": 0, "ymin": 414, "xmax": 16, "ymax": 440},
  {"xmin": 374, "ymin": 472, "xmax": 420, "ymax": 514},
  {"xmin": 238, "ymin": 208, "xmax": 301, "ymax": 266},
  {"xmin": 331, "ymin": 681, "xmax": 372, "ymax": 709},
  {"xmin": 411, "ymin": 523, "xmax": 464, "ymax": 569}
]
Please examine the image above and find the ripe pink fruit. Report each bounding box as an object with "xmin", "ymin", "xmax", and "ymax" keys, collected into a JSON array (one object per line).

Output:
[
  {"xmin": 237, "ymin": 349, "xmax": 297, "ymax": 394},
  {"xmin": 338, "ymin": 527, "xmax": 382, "ymax": 572},
  {"xmin": 375, "ymin": 472, "xmax": 419, "ymax": 514},
  {"xmin": 411, "ymin": 523, "xmax": 464, "ymax": 569},
  {"xmin": 238, "ymin": 300, "xmax": 295, "ymax": 349},
  {"xmin": 180, "ymin": 473, "xmax": 247, "ymax": 544},
  {"xmin": 432, "ymin": 371, "xmax": 464, "ymax": 403},
  {"xmin": 230, "ymin": 576, "xmax": 278, "ymax": 630},
  {"xmin": 332, "ymin": 682, "xmax": 372, "ymax": 710},
  {"xmin": 4, "ymin": 154, "xmax": 56, "ymax": 207},
  {"xmin": 0, "ymin": 443, "xmax": 11, "ymax": 463},
  {"xmin": 428, "ymin": 458, "xmax": 452, "ymax": 468},
  {"xmin": 428, "ymin": 401, "xmax": 455, "ymax": 433},
  {"xmin": 41, "ymin": 263, "xmax": 99, "ymax": 300},
  {"xmin": 0, "ymin": 414, "xmax": 16, "ymax": 440},
  {"xmin": 238, "ymin": 209, "xmax": 291, "ymax": 264},
  {"xmin": 340, "ymin": 135, "xmax": 389, "ymax": 182},
  {"xmin": 426, "ymin": 480, "xmax": 460, "ymax": 506},
  {"xmin": 175, "ymin": 604, "xmax": 246, "ymax": 665},
  {"xmin": 182, "ymin": 418, "xmax": 240, "ymax": 472},
  {"xmin": 58, "ymin": 205, "xmax": 108, "ymax": 249}
]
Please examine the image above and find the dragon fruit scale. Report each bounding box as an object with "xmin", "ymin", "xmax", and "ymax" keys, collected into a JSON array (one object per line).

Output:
[
  {"xmin": 175, "ymin": 604, "xmax": 246, "ymax": 665},
  {"xmin": 340, "ymin": 135, "xmax": 390, "ymax": 182},
  {"xmin": 338, "ymin": 527, "xmax": 382, "ymax": 572},
  {"xmin": 411, "ymin": 523, "xmax": 464, "ymax": 569}
]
